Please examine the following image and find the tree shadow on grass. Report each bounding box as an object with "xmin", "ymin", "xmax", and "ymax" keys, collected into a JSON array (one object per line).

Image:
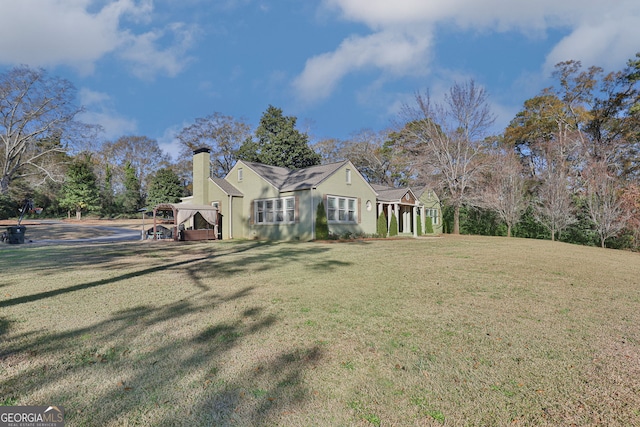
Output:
[
  {"xmin": 0, "ymin": 244, "xmax": 146, "ymax": 272},
  {"xmin": 0, "ymin": 256, "xmax": 210, "ymax": 309},
  {"xmin": 0, "ymin": 317, "xmax": 12, "ymax": 338},
  {"xmin": 0, "ymin": 240, "xmax": 346, "ymax": 425},
  {"xmin": 0, "ymin": 287, "xmax": 324, "ymax": 425},
  {"xmin": 186, "ymin": 345, "xmax": 325, "ymax": 426},
  {"xmin": 0, "ymin": 239, "xmax": 307, "ymax": 273},
  {"xmin": 1, "ymin": 240, "xmax": 352, "ymax": 309},
  {"xmin": 179, "ymin": 241, "xmax": 353, "ymax": 280}
]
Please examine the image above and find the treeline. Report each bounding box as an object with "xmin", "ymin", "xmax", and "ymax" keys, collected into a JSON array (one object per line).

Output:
[
  {"xmin": 0, "ymin": 70, "xmax": 318, "ymax": 220},
  {"xmin": 318, "ymin": 56, "xmax": 640, "ymax": 249},
  {"xmin": 1, "ymin": 54, "xmax": 639, "ymax": 249}
]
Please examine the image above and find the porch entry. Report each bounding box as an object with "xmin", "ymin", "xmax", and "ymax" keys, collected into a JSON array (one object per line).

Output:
[{"xmin": 378, "ymin": 202, "xmax": 419, "ymax": 236}]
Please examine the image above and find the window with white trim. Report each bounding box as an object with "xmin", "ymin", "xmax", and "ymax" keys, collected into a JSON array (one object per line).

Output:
[
  {"xmin": 255, "ymin": 197, "xmax": 295, "ymax": 224},
  {"xmin": 427, "ymin": 208, "xmax": 439, "ymax": 225},
  {"xmin": 238, "ymin": 168, "xmax": 243, "ymax": 182},
  {"xmin": 327, "ymin": 196, "xmax": 357, "ymax": 223}
]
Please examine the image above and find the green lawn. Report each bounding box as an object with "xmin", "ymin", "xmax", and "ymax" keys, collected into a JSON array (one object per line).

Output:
[{"xmin": 1, "ymin": 236, "xmax": 639, "ymax": 426}]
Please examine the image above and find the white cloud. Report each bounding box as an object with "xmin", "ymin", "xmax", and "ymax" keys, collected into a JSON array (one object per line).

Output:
[
  {"xmin": 119, "ymin": 22, "xmax": 199, "ymax": 79},
  {"xmin": 0, "ymin": 0, "xmax": 195, "ymax": 78},
  {"xmin": 77, "ymin": 88, "xmax": 137, "ymax": 140},
  {"xmin": 324, "ymin": 0, "xmax": 583, "ymax": 31},
  {"xmin": 157, "ymin": 124, "xmax": 185, "ymax": 161},
  {"xmin": 296, "ymin": 0, "xmax": 640, "ymax": 103},
  {"xmin": 294, "ymin": 29, "xmax": 432, "ymax": 103},
  {"xmin": 544, "ymin": 1, "xmax": 640, "ymax": 73}
]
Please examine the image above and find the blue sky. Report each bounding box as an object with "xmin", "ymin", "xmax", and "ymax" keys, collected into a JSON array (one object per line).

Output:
[{"xmin": 1, "ymin": 0, "xmax": 639, "ymax": 159}]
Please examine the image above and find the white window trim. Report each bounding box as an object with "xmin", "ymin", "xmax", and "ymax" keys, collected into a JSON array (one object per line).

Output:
[
  {"xmin": 254, "ymin": 196, "xmax": 295, "ymax": 225},
  {"xmin": 327, "ymin": 195, "xmax": 357, "ymax": 223},
  {"xmin": 427, "ymin": 208, "xmax": 439, "ymax": 225},
  {"xmin": 238, "ymin": 168, "xmax": 243, "ymax": 182}
]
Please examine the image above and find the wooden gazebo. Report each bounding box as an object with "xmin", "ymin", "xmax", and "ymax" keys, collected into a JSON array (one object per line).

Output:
[{"xmin": 152, "ymin": 203, "xmax": 219, "ymax": 241}]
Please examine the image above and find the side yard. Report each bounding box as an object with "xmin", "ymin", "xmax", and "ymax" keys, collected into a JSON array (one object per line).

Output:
[{"xmin": 1, "ymin": 237, "xmax": 639, "ymax": 426}]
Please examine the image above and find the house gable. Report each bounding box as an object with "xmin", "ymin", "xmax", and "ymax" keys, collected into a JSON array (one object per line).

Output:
[
  {"xmin": 416, "ymin": 187, "xmax": 443, "ymax": 234},
  {"xmin": 226, "ymin": 161, "xmax": 282, "ymax": 199},
  {"xmin": 315, "ymin": 161, "xmax": 378, "ymax": 235},
  {"xmin": 372, "ymin": 184, "xmax": 418, "ymax": 205},
  {"xmin": 399, "ymin": 189, "xmax": 417, "ymax": 204}
]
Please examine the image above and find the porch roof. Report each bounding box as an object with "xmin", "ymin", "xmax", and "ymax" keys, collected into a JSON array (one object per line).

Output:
[{"xmin": 372, "ymin": 184, "xmax": 419, "ymax": 203}]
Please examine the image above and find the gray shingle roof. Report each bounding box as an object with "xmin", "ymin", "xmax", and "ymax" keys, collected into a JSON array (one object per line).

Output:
[
  {"xmin": 281, "ymin": 161, "xmax": 349, "ymax": 191},
  {"xmin": 242, "ymin": 161, "xmax": 291, "ymax": 188},
  {"xmin": 211, "ymin": 177, "xmax": 243, "ymax": 197},
  {"xmin": 413, "ymin": 186, "xmax": 426, "ymax": 198},
  {"xmin": 414, "ymin": 186, "xmax": 439, "ymax": 200},
  {"xmin": 241, "ymin": 160, "xmax": 350, "ymax": 192},
  {"xmin": 372, "ymin": 184, "xmax": 414, "ymax": 202}
]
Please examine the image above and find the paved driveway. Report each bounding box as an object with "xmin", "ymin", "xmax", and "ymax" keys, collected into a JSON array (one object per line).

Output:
[{"xmin": 1, "ymin": 220, "xmax": 142, "ymax": 246}]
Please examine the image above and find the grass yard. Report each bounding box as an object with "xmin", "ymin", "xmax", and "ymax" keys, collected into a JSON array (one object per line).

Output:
[{"xmin": 1, "ymin": 235, "xmax": 639, "ymax": 426}]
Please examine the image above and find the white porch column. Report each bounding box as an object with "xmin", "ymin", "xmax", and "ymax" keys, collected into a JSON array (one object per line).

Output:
[
  {"xmin": 228, "ymin": 195, "xmax": 233, "ymax": 239},
  {"xmin": 404, "ymin": 209, "xmax": 410, "ymax": 233},
  {"xmin": 412, "ymin": 206, "xmax": 418, "ymax": 237},
  {"xmin": 421, "ymin": 206, "xmax": 426, "ymax": 235},
  {"xmin": 394, "ymin": 204, "xmax": 399, "ymax": 234},
  {"xmin": 387, "ymin": 204, "xmax": 392, "ymax": 233}
]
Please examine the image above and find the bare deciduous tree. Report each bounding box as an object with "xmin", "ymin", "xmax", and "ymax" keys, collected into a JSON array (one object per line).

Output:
[
  {"xmin": 528, "ymin": 121, "xmax": 580, "ymax": 242},
  {"xmin": 584, "ymin": 162, "xmax": 630, "ymax": 248},
  {"xmin": 400, "ymin": 80, "xmax": 496, "ymax": 233},
  {"xmin": 98, "ymin": 135, "xmax": 170, "ymax": 194},
  {"xmin": 534, "ymin": 161, "xmax": 576, "ymax": 242},
  {"xmin": 316, "ymin": 130, "xmax": 414, "ymax": 187},
  {"xmin": 475, "ymin": 151, "xmax": 528, "ymax": 237},
  {"xmin": 620, "ymin": 183, "xmax": 640, "ymax": 249},
  {"xmin": 176, "ymin": 112, "xmax": 252, "ymax": 177},
  {"xmin": 314, "ymin": 137, "xmax": 344, "ymax": 164},
  {"xmin": 343, "ymin": 129, "xmax": 414, "ymax": 186},
  {"xmin": 0, "ymin": 66, "xmax": 95, "ymax": 194}
]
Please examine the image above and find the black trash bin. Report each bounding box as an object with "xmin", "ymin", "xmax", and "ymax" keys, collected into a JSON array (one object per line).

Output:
[{"xmin": 6, "ymin": 226, "xmax": 26, "ymax": 244}]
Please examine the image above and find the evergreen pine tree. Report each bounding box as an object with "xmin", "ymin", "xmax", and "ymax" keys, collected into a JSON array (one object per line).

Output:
[
  {"xmin": 237, "ymin": 105, "xmax": 320, "ymax": 169},
  {"xmin": 315, "ymin": 201, "xmax": 329, "ymax": 240},
  {"xmin": 377, "ymin": 211, "xmax": 388, "ymax": 237},
  {"xmin": 147, "ymin": 168, "xmax": 184, "ymax": 208},
  {"xmin": 100, "ymin": 163, "xmax": 116, "ymax": 215},
  {"xmin": 120, "ymin": 161, "xmax": 142, "ymax": 214},
  {"xmin": 59, "ymin": 154, "xmax": 101, "ymax": 220},
  {"xmin": 389, "ymin": 212, "xmax": 399, "ymax": 237},
  {"xmin": 425, "ymin": 216, "xmax": 434, "ymax": 234}
]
